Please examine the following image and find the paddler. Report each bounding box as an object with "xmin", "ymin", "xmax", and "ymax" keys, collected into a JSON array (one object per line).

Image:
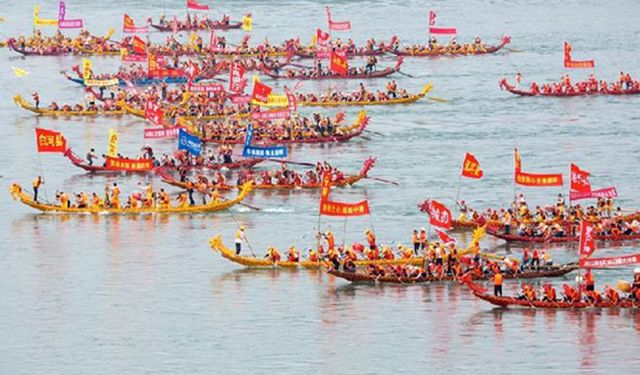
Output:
[
  {"xmin": 32, "ymin": 176, "xmax": 43, "ymax": 202},
  {"xmin": 286, "ymin": 246, "xmax": 300, "ymax": 262},
  {"xmin": 542, "ymin": 284, "xmax": 557, "ymax": 302},
  {"xmin": 234, "ymin": 225, "xmax": 247, "ymax": 255},
  {"xmin": 419, "ymin": 227, "xmax": 427, "ymax": 252},
  {"xmin": 365, "ymin": 229, "xmax": 377, "ymax": 251},
  {"xmin": 111, "ymin": 183, "xmax": 121, "ymax": 208},
  {"xmin": 265, "ymin": 246, "xmax": 281, "ymax": 263},
  {"xmin": 398, "ymin": 244, "xmax": 413, "ymax": 259},
  {"xmin": 584, "ymin": 268, "xmax": 595, "ymax": 292},
  {"xmin": 411, "ymin": 229, "xmax": 420, "ymax": 255},
  {"xmin": 493, "ymin": 269, "xmax": 503, "ymax": 296},
  {"xmin": 630, "ymin": 268, "xmax": 640, "ymax": 300}
]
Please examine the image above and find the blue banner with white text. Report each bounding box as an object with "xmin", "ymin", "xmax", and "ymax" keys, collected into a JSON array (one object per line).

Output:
[
  {"xmin": 178, "ymin": 129, "xmax": 202, "ymax": 156},
  {"xmin": 242, "ymin": 124, "xmax": 288, "ymax": 159}
]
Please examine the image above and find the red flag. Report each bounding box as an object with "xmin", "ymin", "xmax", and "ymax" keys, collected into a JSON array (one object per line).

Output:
[
  {"xmin": 132, "ymin": 35, "xmax": 146, "ymax": 55},
  {"xmin": 252, "ymin": 81, "xmax": 272, "ymax": 103},
  {"xmin": 208, "ymin": 29, "xmax": 217, "ymax": 49},
  {"xmin": 424, "ymin": 199, "xmax": 452, "ymax": 229},
  {"xmin": 429, "ymin": 27, "xmax": 457, "ymax": 35},
  {"xmin": 229, "ymin": 63, "xmax": 246, "ymax": 93},
  {"xmin": 461, "ymin": 152, "xmax": 483, "ymax": 179},
  {"xmin": 429, "ymin": 10, "xmax": 436, "ymax": 26},
  {"xmin": 514, "ymin": 148, "xmax": 563, "ymax": 187},
  {"xmin": 570, "ymin": 163, "xmax": 591, "ymax": 193},
  {"xmin": 579, "ymin": 221, "xmax": 595, "ymax": 260},
  {"xmin": 123, "ymin": 14, "xmax": 148, "ymax": 33},
  {"xmin": 580, "ymin": 253, "xmax": 640, "ymax": 269},
  {"xmin": 316, "ymin": 28, "xmax": 330, "ymax": 46},
  {"xmin": 35, "ymin": 128, "xmax": 67, "ymax": 153},
  {"xmin": 319, "ymin": 172, "xmax": 370, "ymax": 217},
  {"xmin": 329, "ymin": 50, "xmax": 348, "ymax": 75},
  {"xmin": 564, "ymin": 41, "xmax": 595, "ymax": 69},
  {"xmin": 434, "ymin": 228, "xmax": 456, "ymax": 245},
  {"xmin": 320, "ymin": 171, "xmax": 332, "ymax": 201},
  {"xmin": 285, "ymin": 89, "xmax": 297, "ymax": 113},
  {"xmin": 326, "ymin": 5, "xmax": 351, "ymax": 31},
  {"xmin": 187, "ymin": 0, "xmax": 209, "ymax": 11},
  {"xmin": 570, "ymin": 187, "xmax": 617, "ymax": 201},
  {"xmin": 144, "ymin": 100, "xmax": 163, "ymax": 126}
]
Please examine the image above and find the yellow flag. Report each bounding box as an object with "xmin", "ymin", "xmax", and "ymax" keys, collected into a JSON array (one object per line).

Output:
[
  {"xmin": 107, "ymin": 129, "xmax": 118, "ymax": 157},
  {"xmin": 189, "ymin": 33, "xmax": 198, "ymax": 47},
  {"xmin": 12, "ymin": 66, "xmax": 28, "ymax": 78},
  {"xmin": 309, "ymin": 34, "xmax": 317, "ymax": 47},
  {"xmin": 104, "ymin": 27, "xmax": 115, "ymax": 40},
  {"xmin": 33, "ymin": 4, "xmax": 58, "ymax": 27},
  {"xmin": 82, "ymin": 58, "xmax": 92, "ymax": 80},
  {"xmin": 242, "ymin": 15, "xmax": 253, "ymax": 32}
]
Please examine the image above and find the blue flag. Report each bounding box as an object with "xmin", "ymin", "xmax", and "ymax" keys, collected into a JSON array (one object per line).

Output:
[
  {"xmin": 242, "ymin": 124, "xmax": 288, "ymax": 159},
  {"xmin": 178, "ymin": 129, "xmax": 202, "ymax": 156}
]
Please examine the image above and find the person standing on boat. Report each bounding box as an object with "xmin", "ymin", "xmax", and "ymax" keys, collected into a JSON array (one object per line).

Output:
[
  {"xmin": 493, "ymin": 269, "xmax": 503, "ymax": 296},
  {"xmin": 86, "ymin": 148, "xmax": 97, "ymax": 166},
  {"xmin": 32, "ymin": 176, "xmax": 43, "ymax": 202},
  {"xmin": 235, "ymin": 226, "xmax": 247, "ymax": 255},
  {"xmin": 32, "ymin": 92, "xmax": 40, "ymax": 109},
  {"xmin": 584, "ymin": 269, "xmax": 595, "ymax": 292},
  {"xmin": 411, "ymin": 229, "xmax": 420, "ymax": 255}
]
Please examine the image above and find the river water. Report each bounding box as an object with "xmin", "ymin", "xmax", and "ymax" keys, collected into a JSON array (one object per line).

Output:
[{"xmin": 1, "ymin": 0, "xmax": 640, "ymax": 374}]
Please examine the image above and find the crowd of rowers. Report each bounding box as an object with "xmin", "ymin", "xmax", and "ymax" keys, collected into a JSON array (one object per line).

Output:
[
  {"xmin": 515, "ymin": 72, "xmax": 640, "ymax": 94},
  {"xmin": 49, "ymin": 181, "xmax": 222, "ymax": 209},
  {"xmin": 31, "ymin": 91, "xmax": 120, "ymax": 112},
  {"xmin": 199, "ymin": 113, "xmax": 349, "ymax": 142},
  {"xmin": 181, "ymin": 161, "xmax": 345, "ymax": 188},
  {"xmin": 389, "ymin": 36, "xmax": 489, "ymax": 54},
  {"xmin": 9, "ymin": 30, "xmax": 116, "ymax": 53},
  {"xmin": 458, "ymin": 194, "xmax": 638, "ymax": 237},
  {"xmin": 280, "ymin": 58, "xmax": 386, "ymax": 79},
  {"xmin": 496, "ymin": 269, "xmax": 640, "ymax": 304},
  {"xmin": 238, "ymin": 227, "xmax": 558, "ymax": 279},
  {"xmin": 152, "ymin": 13, "xmax": 236, "ymax": 29},
  {"xmin": 296, "ymin": 81, "xmax": 411, "ymax": 103}
]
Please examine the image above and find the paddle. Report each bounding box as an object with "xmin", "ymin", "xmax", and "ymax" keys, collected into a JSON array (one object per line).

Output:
[
  {"xmin": 396, "ymin": 70, "xmax": 415, "ymax": 78},
  {"xmin": 288, "ymin": 62, "xmax": 313, "ymax": 69},
  {"xmin": 238, "ymin": 202, "xmax": 261, "ymax": 211},
  {"xmin": 266, "ymin": 159, "xmax": 315, "ymax": 167},
  {"xmin": 364, "ymin": 129, "xmax": 384, "ymax": 136},
  {"xmin": 428, "ymin": 96, "xmax": 449, "ymax": 103},
  {"xmin": 366, "ymin": 176, "xmax": 399, "ymax": 186},
  {"xmin": 506, "ymin": 47, "xmax": 525, "ymax": 53}
]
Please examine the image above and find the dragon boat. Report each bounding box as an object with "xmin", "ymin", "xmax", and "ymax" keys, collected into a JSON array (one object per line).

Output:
[
  {"xmin": 13, "ymin": 95, "xmax": 124, "ymax": 116},
  {"xmin": 389, "ymin": 35, "xmax": 511, "ymax": 57},
  {"xmin": 157, "ymin": 157, "xmax": 376, "ymax": 192},
  {"xmin": 486, "ymin": 226, "xmax": 640, "ymax": 244},
  {"xmin": 499, "ymin": 78, "xmax": 640, "ymax": 97},
  {"xmin": 209, "ymin": 235, "xmax": 426, "ymax": 269},
  {"xmin": 299, "ymin": 83, "xmax": 432, "ymax": 107},
  {"xmin": 259, "ymin": 58, "xmax": 404, "ymax": 80},
  {"xmin": 9, "ymin": 182, "xmax": 252, "ymax": 215}
]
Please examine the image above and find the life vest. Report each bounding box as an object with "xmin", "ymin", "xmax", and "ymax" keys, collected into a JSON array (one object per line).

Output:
[{"xmin": 493, "ymin": 273, "xmax": 503, "ymax": 286}]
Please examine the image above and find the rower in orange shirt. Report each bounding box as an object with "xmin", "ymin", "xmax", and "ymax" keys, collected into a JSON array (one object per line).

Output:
[
  {"xmin": 493, "ymin": 269, "xmax": 503, "ymax": 296},
  {"xmin": 381, "ymin": 246, "xmax": 394, "ymax": 260},
  {"xmin": 365, "ymin": 229, "xmax": 377, "ymax": 250},
  {"xmin": 584, "ymin": 269, "xmax": 595, "ymax": 292},
  {"xmin": 325, "ymin": 230, "xmax": 336, "ymax": 251}
]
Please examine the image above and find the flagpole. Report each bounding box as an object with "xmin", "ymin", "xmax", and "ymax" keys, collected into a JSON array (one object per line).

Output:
[
  {"xmin": 342, "ymin": 216, "xmax": 347, "ymax": 250},
  {"xmin": 454, "ymin": 173, "xmax": 462, "ymax": 208}
]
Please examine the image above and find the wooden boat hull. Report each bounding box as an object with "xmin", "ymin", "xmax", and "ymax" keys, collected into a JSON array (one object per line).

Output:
[
  {"xmin": 486, "ymin": 226, "xmax": 640, "ymax": 244},
  {"xmin": 9, "ymin": 183, "xmax": 252, "ymax": 215},
  {"xmin": 209, "ymin": 235, "xmax": 426, "ymax": 269},
  {"xmin": 8, "ymin": 40, "xmax": 119, "ymax": 56},
  {"xmin": 329, "ymin": 264, "xmax": 577, "ymax": 284}
]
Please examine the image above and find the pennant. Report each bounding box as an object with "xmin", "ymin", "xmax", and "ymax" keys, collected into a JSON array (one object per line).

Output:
[
  {"xmin": 33, "ymin": 4, "xmax": 58, "ymax": 27},
  {"xmin": 132, "ymin": 36, "xmax": 147, "ymax": 55},
  {"xmin": 570, "ymin": 187, "xmax": 617, "ymax": 201},
  {"xmin": 107, "ymin": 129, "xmax": 118, "ymax": 157},
  {"xmin": 434, "ymin": 228, "xmax": 456, "ymax": 245},
  {"xmin": 242, "ymin": 14, "xmax": 252, "ymax": 31},
  {"xmin": 57, "ymin": 1, "xmax": 83, "ymax": 29},
  {"xmin": 429, "ymin": 10, "xmax": 436, "ymax": 26},
  {"xmin": 329, "ymin": 50, "xmax": 348, "ymax": 75},
  {"xmin": 570, "ymin": 163, "xmax": 591, "ymax": 193},
  {"xmin": 35, "ymin": 128, "xmax": 66, "ymax": 153},
  {"xmin": 144, "ymin": 100, "xmax": 163, "ymax": 126},
  {"xmin": 461, "ymin": 152, "xmax": 483, "ymax": 179},
  {"xmin": 579, "ymin": 221, "xmax": 595, "ymax": 260},
  {"xmin": 105, "ymin": 157, "xmax": 153, "ymax": 171},
  {"xmin": 242, "ymin": 124, "xmax": 288, "ymax": 159},
  {"xmin": 123, "ymin": 14, "xmax": 149, "ymax": 33},
  {"xmin": 316, "ymin": 28, "xmax": 330, "ymax": 47},
  {"xmin": 326, "ymin": 5, "xmax": 351, "ymax": 31},
  {"xmin": 187, "ymin": 0, "xmax": 209, "ymax": 11},
  {"xmin": 514, "ymin": 148, "xmax": 563, "ymax": 187},
  {"xmin": 252, "ymin": 81, "xmax": 272, "ymax": 104},
  {"xmin": 82, "ymin": 58, "xmax": 92, "ymax": 80},
  {"xmin": 144, "ymin": 126, "xmax": 181, "ymax": 139},
  {"xmin": 12, "ymin": 66, "xmax": 28, "ymax": 78},
  {"xmin": 178, "ymin": 129, "xmax": 202, "ymax": 156},
  {"xmin": 423, "ymin": 199, "xmax": 452, "ymax": 229},
  {"xmin": 229, "ymin": 63, "xmax": 246, "ymax": 93},
  {"xmin": 564, "ymin": 42, "xmax": 594, "ymax": 69},
  {"xmin": 580, "ymin": 254, "xmax": 640, "ymax": 269}
]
